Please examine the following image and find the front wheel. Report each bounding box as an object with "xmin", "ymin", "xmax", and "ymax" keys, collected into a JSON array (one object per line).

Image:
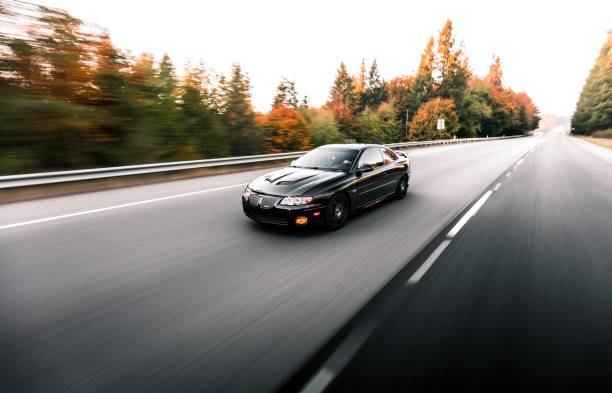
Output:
[
  {"xmin": 395, "ymin": 175, "xmax": 409, "ymax": 199},
  {"xmin": 326, "ymin": 194, "xmax": 349, "ymax": 230}
]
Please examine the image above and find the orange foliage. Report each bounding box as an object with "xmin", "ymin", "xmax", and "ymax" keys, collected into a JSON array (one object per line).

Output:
[
  {"xmin": 408, "ymin": 98, "xmax": 459, "ymax": 140},
  {"xmin": 257, "ymin": 106, "xmax": 312, "ymax": 153}
]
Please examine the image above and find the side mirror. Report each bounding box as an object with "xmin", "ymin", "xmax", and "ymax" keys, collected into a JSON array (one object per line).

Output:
[{"xmin": 357, "ymin": 163, "xmax": 373, "ymax": 174}]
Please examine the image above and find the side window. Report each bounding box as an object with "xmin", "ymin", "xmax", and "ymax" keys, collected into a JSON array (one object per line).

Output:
[
  {"xmin": 358, "ymin": 148, "xmax": 384, "ymax": 169},
  {"xmin": 381, "ymin": 148, "xmax": 398, "ymax": 164}
]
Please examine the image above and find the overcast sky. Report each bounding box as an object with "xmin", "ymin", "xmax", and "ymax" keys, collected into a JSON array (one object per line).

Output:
[{"xmin": 41, "ymin": 0, "xmax": 611, "ymax": 116}]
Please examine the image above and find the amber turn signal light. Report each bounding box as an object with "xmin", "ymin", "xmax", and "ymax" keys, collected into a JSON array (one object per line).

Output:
[{"xmin": 295, "ymin": 216, "xmax": 308, "ymax": 225}]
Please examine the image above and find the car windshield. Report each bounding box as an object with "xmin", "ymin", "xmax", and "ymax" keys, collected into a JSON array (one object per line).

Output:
[{"xmin": 291, "ymin": 148, "xmax": 358, "ymax": 172}]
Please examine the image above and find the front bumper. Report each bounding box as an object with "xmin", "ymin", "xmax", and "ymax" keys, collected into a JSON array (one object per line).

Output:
[{"xmin": 242, "ymin": 196, "xmax": 327, "ymax": 226}]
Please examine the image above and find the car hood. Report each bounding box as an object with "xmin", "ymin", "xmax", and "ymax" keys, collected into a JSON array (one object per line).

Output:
[{"xmin": 249, "ymin": 167, "xmax": 346, "ymax": 196}]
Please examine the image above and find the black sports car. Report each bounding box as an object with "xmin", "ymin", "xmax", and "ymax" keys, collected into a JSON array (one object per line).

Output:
[{"xmin": 242, "ymin": 144, "xmax": 411, "ymax": 229}]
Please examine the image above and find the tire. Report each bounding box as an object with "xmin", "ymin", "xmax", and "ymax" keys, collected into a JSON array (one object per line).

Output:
[
  {"xmin": 326, "ymin": 194, "xmax": 349, "ymax": 230},
  {"xmin": 395, "ymin": 175, "xmax": 409, "ymax": 199}
]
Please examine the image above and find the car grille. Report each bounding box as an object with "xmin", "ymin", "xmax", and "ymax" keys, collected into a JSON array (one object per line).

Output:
[
  {"xmin": 248, "ymin": 193, "xmax": 282, "ymax": 209},
  {"xmin": 246, "ymin": 211, "xmax": 289, "ymax": 225}
]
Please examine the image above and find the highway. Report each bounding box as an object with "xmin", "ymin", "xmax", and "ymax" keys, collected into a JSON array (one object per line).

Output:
[
  {"xmin": 297, "ymin": 131, "xmax": 612, "ymax": 392},
  {"xmin": 1, "ymin": 133, "xmax": 610, "ymax": 392}
]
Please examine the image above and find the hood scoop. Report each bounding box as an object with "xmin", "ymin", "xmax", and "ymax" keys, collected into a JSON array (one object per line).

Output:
[{"xmin": 265, "ymin": 170, "xmax": 319, "ymax": 185}]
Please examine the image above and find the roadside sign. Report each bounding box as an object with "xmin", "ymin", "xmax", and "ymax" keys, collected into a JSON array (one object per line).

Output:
[{"xmin": 437, "ymin": 118, "xmax": 445, "ymax": 131}]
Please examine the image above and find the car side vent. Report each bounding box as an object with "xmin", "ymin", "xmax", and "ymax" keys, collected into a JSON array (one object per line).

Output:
[{"xmin": 276, "ymin": 181, "xmax": 293, "ymax": 185}]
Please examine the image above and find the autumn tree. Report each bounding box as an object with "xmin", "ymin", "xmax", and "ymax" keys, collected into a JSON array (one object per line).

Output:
[
  {"xmin": 257, "ymin": 106, "xmax": 311, "ymax": 153},
  {"xmin": 435, "ymin": 20, "xmax": 471, "ymax": 137},
  {"xmin": 407, "ymin": 37, "xmax": 436, "ymax": 121},
  {"xmin": 327, "ymin": 62, "xmax": 358, "ymax": 140},
  {"xmin": 36, "ymin": 6, "xmax": 93, "ymax": 103},
  {"xmin": 354, "ymin": 59, "xmax": 366, "ymax": 97},
  {"xmin": 388, "ymin": 75, "xmax": 415, "ymax": 133},
  {"xmin": 486, "ymin": 55, "xmax": 504, "ymax": 90},
  {"xmin": 408, "ymin": 98, "xmax": 459, "ymax": 140}
]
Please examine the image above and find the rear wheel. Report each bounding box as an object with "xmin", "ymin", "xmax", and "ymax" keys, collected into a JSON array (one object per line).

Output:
[
  {"xmin": 395, "ymin": 175, "xmax": 409, "ymax": 199},
  {"xmin": 326, "ymin": 194, "xmax": 349, "ymax": 230}
]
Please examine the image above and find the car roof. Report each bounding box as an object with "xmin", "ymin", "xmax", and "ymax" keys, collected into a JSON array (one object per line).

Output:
[{"xmin": 318, "ymin": 143, "xmax": 382, "ymax": 151}]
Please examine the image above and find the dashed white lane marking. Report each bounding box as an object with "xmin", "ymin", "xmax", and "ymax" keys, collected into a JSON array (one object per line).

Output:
[
  {"xmin": 447, "ymin": 191, "xmax": 493, "ymax": 239},
  {"xmin": 406, "ymin": 189, "xmax": 494, "ymax": 285},
  {"xmin": 407, "ymin": 239, "xmax": 452, "ymax": 285},
  {"xmin": 506, "ymin": 172, "xmax": 512, "ymax": 177},
  {"xmin": 493, "ymin": 182, "xmax": 501, "ymax": 191},
  {"xmin": 516, "ymin": 158, "xmax": 524, "ymax": 166},
  {"xmin": 0, "ymin": 183, "xmax": 248, "ymax": 231}
]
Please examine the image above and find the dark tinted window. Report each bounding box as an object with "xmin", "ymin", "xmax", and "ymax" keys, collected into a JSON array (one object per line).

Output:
[
  {"xmin": 381, "ymin": 148, "xmax": 398, "ymax": 164},
  {"xmin": 358, "ymin": 148, "xmax": 384, "ymax": 169},
  {"xmin": 292, "ymin": 148, "xmax": 358, "ymax": 172}
]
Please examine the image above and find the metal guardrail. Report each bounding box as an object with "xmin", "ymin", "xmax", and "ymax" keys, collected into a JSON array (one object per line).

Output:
[{"xmin": 0, "ymin": 135, "xmax": 524, "ymax": 188}]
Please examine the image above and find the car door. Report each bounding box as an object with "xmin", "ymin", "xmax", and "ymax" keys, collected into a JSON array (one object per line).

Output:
[
  {"xmin": 354, "ymin": 147, "xmax": 387, "ymax": 207},
  {"xmin": 379, "ymin": 147, "xmax": 403, "ymax": 195}
]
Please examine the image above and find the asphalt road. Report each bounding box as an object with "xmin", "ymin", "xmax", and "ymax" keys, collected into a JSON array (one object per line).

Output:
[
  {"xmin": 0, "ymin": 134, "xmax": 579, "ymax": 393},
  {"xmin": 317, "ymin": 132, "xmax": 612, "ymax": 392}
]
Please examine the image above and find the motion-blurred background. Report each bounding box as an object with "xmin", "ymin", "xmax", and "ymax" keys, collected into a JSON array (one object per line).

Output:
[{"xmin": 0, "ymin": 0, "xmax": 546, "ymax": 176}]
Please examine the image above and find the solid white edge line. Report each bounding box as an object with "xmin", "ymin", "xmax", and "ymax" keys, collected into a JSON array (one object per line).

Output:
[
  {"xmin": 493, "ymin": 182, "xmax": 501, "ymax": 191},
  {"xmin": 300, "ymin": 368, "xmax": 336, "ymax": 393},
  {"xmin": 407, "ymin": 239, "xmax": 452, "ymax": 285},
  {"xmin": 516, "ymin": 158, "xmax": 524, "ymax": 165},
  {"xmin": 0, "ymin": 183, "xmax": 248, "ymax": 231},
  {"xmin": 506, "ymin": 172, "xmax": 512, "ymax": 177},
  {"xmin": 447, "ymin": 190, "xmax": 493, "ymax": 238},
  {"xmin": 300, "ymin": 319, "xmax": 377, "ymax": 393}
]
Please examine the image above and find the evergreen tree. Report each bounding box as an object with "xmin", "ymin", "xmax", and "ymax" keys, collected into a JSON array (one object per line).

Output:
[
  {"xmin": 36, "ymin": 6, "xmax": 93, "ymax": 103},
  {"xmin": 327, "ymin": 62, "xmax": 357, "ymax": 140},
  {"xmin": 272, "ymin": 78, "xmax": 299, "ymax": 109},
  {"xmin": 180, "ymin": 63, "xmax": 228, "ymax": 158},
  {"xmin": 388, "ymin": 75, "xmax": 415, "ymax": 137},
  {"xmin": 435, "ymin": 20, "xmax": 470, "ymax": 136},
  {"xmin": 360, "ymin": 59, "xmax": 388, "ymax": 110},
  {"xmin": 355, "ymin": 59, "xmax": 366, "ymax": 96},
  {"xmin": 572, "ymin": 31, "xmax": 612, "ymax": 135},
  {"xmin": 222, "ymin": 63, "xmax": 262, "ymax": 155},
  {"xmin": 407, "ymin": 37, "xmax": 435, "ymax": 121}
]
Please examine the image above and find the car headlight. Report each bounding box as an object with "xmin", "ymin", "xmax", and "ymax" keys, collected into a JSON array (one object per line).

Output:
[
  {"xmin": 242, "ymin": 187, "xmax": 252, "ymax": 200},
  {"xmin": 280, "ymin": 196, "xmax": 314, "ymax": 206}
]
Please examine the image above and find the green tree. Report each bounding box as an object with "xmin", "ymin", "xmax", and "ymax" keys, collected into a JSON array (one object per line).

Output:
[
  {"xmin": 222, "ymin": 63, "xmax": 262, "ymax": 155},
  {"xmin": 388, "ymin": 75, "xmax": 415, "ymax": 133},
  {"xmin": 358, "ymin": 102, "xmax": 402, "ymax": 143},
  {"xmin": 180, "ymin": 63, "xmax": 229, "ymax": 158},
  {"xmin": 360, "ymin": 59, "xmax": 388, "ymax": 110},
  {"xmin": 301, "ymin": 108, "xmax": 344, "ymax": 146},
  {"xmin": 572, "ymin": 31, "xmax": 612, "ymax": 135},
  {"xmin": 327, "ymin": 62, "xmax": 358, "ymax": 140},
  {"xmin": 272, "ymin": 78, "xmax": 299, "ymax": 109}
]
